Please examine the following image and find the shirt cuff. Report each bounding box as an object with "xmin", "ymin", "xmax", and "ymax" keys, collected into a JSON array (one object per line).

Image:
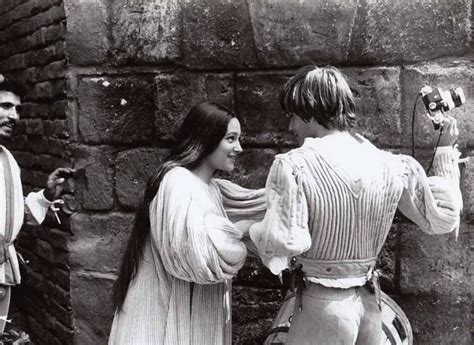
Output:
[{"xmin": 25, "ymin": 190, "xmax": 54, "ymax": 225}]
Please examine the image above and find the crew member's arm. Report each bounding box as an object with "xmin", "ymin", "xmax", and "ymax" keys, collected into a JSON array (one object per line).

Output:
[{"xmin": 25, "ymin": 167, "xmax": 75, "ymax": 224}]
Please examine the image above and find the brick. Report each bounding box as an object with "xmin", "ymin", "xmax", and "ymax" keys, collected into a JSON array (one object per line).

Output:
[
  {"xmin": 77, "ymin": 76, "xmax": 155, "ymax": 144},
  {"xmin": 235, "ymin": 71, "xmax": 296, "ymax": 145},
  {"xmin": 116, "ymin": 148, "xmax": 169, "ymax": 208},
  {"xmin": 51, "ymin": 319, "xmax": 74, "ymax": 343},
  {"xmin": 400, "ymin": 61, "xmax": 474, "ymax": 148},
  {"xmin": 43, "ymin": 119, "xmax": 69, "ymax": 139},
  {"xmin": 3, "ymin": 5, "xmax": 64, "ymax": 43},
  {"xmin": 110, "ymin": 0, "xmax": 181, "ymax": 64},
  {"xmin": 249, "ymin": 0, "xmax": 357, "ymax": 67},
  {"xmin": 344, "ymin": 67, "xmax": 402, "ymax": 147},
  {"xmin": 398, "ymin": 223, "xmax": 470, "ymax": 295},
  {"xmin": 70, "ymin": 272, "xmax": 115, "ymax": 345},
  {"xmin": 397, "ymin": 293, "xmax": 471, "ymax": 344},
  {"xmin": 69, "ymin": 212, "xmax": 134, "ymax": 273},
  {"xmin": 182, "ymin": 0, "xmax": 258, "ymax": 69},
  {"xmin": 63, "ymin": 0, "xmax": 109, "ymax": 65},
  {"xmin": 154, "ymin": 72, "xmax": 234, "ymax": 141},
  {"xmin": 348, "ymin": 0, "xmax": 470, "ymax": 64}
]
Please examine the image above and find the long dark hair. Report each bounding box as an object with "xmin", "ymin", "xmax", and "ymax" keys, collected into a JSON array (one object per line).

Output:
[{"xmin": 112, "ymin": 102, "xmax": 236, "ymax": 311}]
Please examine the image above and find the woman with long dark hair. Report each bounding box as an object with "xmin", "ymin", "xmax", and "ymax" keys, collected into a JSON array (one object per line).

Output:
[{"xmin": 108, "ymin": 102, "xmax": 265, "ymax": 345}]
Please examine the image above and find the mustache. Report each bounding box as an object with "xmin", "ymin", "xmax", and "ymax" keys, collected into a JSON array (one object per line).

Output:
[{"xmin": 0, "ymin": 120, "xmax": 16, "ymax": 127}]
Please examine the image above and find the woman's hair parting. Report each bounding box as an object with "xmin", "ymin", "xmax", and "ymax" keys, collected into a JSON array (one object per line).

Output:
[
  {"xmin": 112, "ymin": 102, "xmax": 235, "ymax": 311},
  {"xmin": 279, "ymin": 65, "xmax": 356, "ymax": 130}
]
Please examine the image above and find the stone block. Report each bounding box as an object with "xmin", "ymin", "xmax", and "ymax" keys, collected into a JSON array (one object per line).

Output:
[
  {"xmin": 70, "ymin": 271, "xmax": 115, "ymax": 345},
  {"xmin": 70, "ymin": 145, "xmax": 115, "ymax": 211},
  {"xmin": 397, "ymin": 293, "xmax": 471, "ymax": 345},
  {"xmin": 221, "ymin": 148, "xmax": 279, "ymax": 189},
  {"xmin": 77, "ymin": 76, "xmax": 155, "ymax": 144},
  {"xmin": 344, "ymin": 67, "xmax": 402, "ymax": 147},
  {"xmin": 182, "ymin": 0, "xmax": 258, "ymax": 69},
  {"xmin": 398, "ymin": 223, "xmax": 470, "ymax": 295},
  {"xmin": 233, "ymin": 318, "xmax": 274, "ymax": 345},
  {"xmin": 248, "ymin": 0, "xmax": 357, "ymax": 67},
  {"xmin": 116, "ymin": 147, "xmax": 169, "ymax": 208},
  {"xmin": 376, "ymin": 224, "xmax": 399, "ymax": 292},
  {"xmin": 460, "ymin": 150, "xmax": 474, "ymax": 216},
  {"xmin": 348, "ymin": 0, "xmax": 470, "ymax": 64},
  {"xmin": 235, "ymin": 71, "xmax": 296, "ymax": 145},
  {"xmin": 155, "ymin": 72, "xmax": 234, "ymax": 141},
  {"xmin": 235, "ymin": 257, "xmax": 283, "ymax": 289},
  {"xmin": 233, "ymin": 285, "xmax": 281, "ymax": 320},
  {"xmin": 63, "ymin": 0, "xmax": 109, "ymax": 65},
  {"xmin": 110, "ymin": 0, "xmax": 181, "ymax": 64},
  {"xmin": 69, "ymin": 212, "xmax": 134, "ymax": 273},
  {"xmin": 400, "ymin": 61, "xmax": 474, "ymax": 148}
]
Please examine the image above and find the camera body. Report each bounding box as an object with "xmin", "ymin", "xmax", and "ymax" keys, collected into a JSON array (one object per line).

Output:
[{"xmin": 420, "ymin": 85, "xmax": 465, "ymax": 128}]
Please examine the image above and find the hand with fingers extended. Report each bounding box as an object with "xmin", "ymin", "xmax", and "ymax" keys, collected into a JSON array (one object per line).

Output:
[
  {"xmin": 438, "ymin": 115, "xmax": 459, "ymax": 147},
  {"xmin": 43, "ymin": 168, "xmax": 76, "ymax": 202}
]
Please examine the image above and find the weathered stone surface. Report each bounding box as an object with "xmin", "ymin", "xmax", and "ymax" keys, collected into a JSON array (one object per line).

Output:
[
  {"xmin": 344, "ymin": 67, "xmax": 402, "ymax": 147},
  {"xmin": 461, "ymin": 150, "xmax": 474, "ymax": 217},
  {"xmin": 69, "ymin": 212, "xmax": 134, "ymax": 273},
  {"xmin": 77, "ymin": 76, "xmax": 155, "ymax": 144},
  {"xmin": 116, "ymin": 147, "xmax": 169, "ymax": 208},
  {"xmin": 398, "ymin": 223, "xmax": 470, "ymax": 295},
  {"xmin": 376, "ymin": 224, "xmax": 399, "ymax": 293},
  {"xmin": 248, "ymin": 0, "xmax": 357, "ymax": 67},
  {"xmin": 348, "ymin": 0, "xmax": 470, "ymax": 64},
  {"xmin": 235, "ymin": 257, "xmax": 283, "ymax": 289},
  {"xmin": 63, "ymin": 0, "xmax": 109, "ymax": 65},
  {"xmin": 397, "ymin": 293, "xmax": 471, "ymax": 345},
  {"xmin": 70, "ymin": 272, "xmax": 115, "ymax": 345},
  {"xmin": 155, "ymin": 72, "xmax": 233, "ymax": 141},
  {"xmin": 110, "ymin": 0, "xmax": 181, "ymax": 64},
  {"xmin": 400, "ymin": 61, "xmax": 474, "ymax": 148},
  {"xmin": 236, "ymin": 71, "xmax": 296, "ymax": 145},
  {"xmin": 221, "ymin": 148, "xmax": 279, "ymax": 189},
  {"xmin": 71, "ymin": 145, "xmax": 115, "ymax": 211},
  {"xmin": 232, "ymin": 285, "xmax": 281, "ymax": 344},
  {"xmin": 182, "ymin": 0, "xmax": 258, "ymax": 69}
]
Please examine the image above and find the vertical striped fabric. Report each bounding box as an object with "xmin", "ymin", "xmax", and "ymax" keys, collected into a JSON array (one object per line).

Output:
[
  {"xmin": 250, "ymin": 134, "xmax": 462, "ymax": 283},
  {"xmin": 0, "ymin": 146, "xmax": 24, "ymax": 286},
  {"xmin": 109, "ymin": 167, "xmax": 266, "ymax": 345}
]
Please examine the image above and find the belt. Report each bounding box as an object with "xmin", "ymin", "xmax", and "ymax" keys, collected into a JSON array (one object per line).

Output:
[{"xmin": 289, "ymin": 256, "xmax": 382, "ymax": 312}]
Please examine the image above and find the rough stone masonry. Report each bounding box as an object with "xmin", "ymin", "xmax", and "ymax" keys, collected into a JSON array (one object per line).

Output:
[{"xmin": 0, "ymin": 0, "xmax": 472, "ymax": 344}]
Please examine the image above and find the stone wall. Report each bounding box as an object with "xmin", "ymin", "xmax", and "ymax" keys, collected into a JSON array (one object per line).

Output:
[{"xmin": 1, "ymin": 0, "xmax": 473, "ymax": 344}]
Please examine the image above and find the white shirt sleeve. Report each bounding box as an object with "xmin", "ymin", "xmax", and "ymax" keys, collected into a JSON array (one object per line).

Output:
[{"xmin": 24, "ymin": 190, "xmax": 54, "ymax": 225}]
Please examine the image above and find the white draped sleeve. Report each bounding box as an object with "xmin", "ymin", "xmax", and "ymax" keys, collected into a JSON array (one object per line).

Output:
[
  {"xmin": 397, "ymin": 146, "xmax": 462, "ymax": 236},
  {"xmin": 214, "ymin": 178, "xmax": 266, "ymax": 223},
  {"xmin": 249, "ymin": 156, "xmax": 312, "ymax": 275},
  {"xmin": 150, "ymin": 167, "xmax": 247, "ymax": 284}
]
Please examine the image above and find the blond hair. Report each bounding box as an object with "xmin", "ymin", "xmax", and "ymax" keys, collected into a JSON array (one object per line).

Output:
[{"xmin": 280, "ymin": 66, "xmax": 356, "ymax": 130}]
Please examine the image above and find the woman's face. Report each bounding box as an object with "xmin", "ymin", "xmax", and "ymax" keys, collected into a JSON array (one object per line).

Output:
[{"xmin": 204, "ymin": 117, "xmax": 243, "ymax": 172}]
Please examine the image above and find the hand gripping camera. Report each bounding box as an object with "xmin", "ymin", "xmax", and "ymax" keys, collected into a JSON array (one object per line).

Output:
[{"xmin": 420, "ymin": 85, "xmax": 466, "ymax": 129}]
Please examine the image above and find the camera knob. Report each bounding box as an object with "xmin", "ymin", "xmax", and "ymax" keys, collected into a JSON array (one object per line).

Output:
[{"xmin": 429, "ymin": 102, "xmax": 437, "ymax": 110}]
